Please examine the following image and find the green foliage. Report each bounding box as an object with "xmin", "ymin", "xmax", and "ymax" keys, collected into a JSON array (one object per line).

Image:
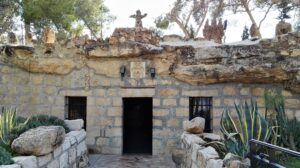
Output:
[
  {"xmin": 276, "ymin": 0, "xmax": 293, "ymax": 21},
  {"xmin": 154, "ymin": 15, "xmax": 169, "ymax": 29},
  {"xmin": 241, "ymin": 26, "xmax": 249, "ymax": 40},
  {"xmin": 0, "ymin": 107, "xmax": 20, "ymax": 145},
  {"xmin": 0, "ymin": 146, "xmax": 13, "ymax": 165},
  {"xmin": 264, "ymin": 88, "xmax": 300, "ymax": 151},
  {"xmin": 220, "ymin": 100, "xmax": 271, "ymax": 158},
  {"xmin": 22, "ymin": 0, "xmax": 76, "ymax": 32}
]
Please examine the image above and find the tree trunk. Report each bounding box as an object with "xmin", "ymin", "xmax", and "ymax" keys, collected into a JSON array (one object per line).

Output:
[
  {"xmin": 174, "ymin": 18, "xmax": 191, "ymax": 39},
  {"xmin": 240, "ymin": 0, "xmax": 262, "ymax": 38}
]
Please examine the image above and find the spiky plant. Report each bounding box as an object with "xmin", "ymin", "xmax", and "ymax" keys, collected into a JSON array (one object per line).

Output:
[{"xmin": 220, "ymin": 100, "xmax": 272, "ymax": 158}]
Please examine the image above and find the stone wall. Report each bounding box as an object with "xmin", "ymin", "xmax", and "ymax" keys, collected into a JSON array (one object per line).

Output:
[
  {"xmin": 0, "ymin": 130, "xmax": 88, "ymax": 168},
  {"xmin": 0, "ymin": 63, "xmax": 299, "ymax": 155}
]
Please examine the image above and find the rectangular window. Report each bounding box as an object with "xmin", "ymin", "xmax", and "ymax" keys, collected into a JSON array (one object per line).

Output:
[
  {"xmin": 65, "ymin": 97, "xmax": 87, "ymax": 130},
  {"xmin": 189, "ymin": 97, "xmax": 212, "ymax": 133}
]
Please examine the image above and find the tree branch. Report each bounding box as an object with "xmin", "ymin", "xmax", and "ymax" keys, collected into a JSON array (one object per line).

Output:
[{"xmin": 258, "ymin": 4, "xmax": 273, "ymax": 29}]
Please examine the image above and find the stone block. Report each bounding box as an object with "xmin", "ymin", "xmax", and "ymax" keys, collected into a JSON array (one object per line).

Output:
[
  {"xmin": 46, "ymin": 160, "xmax": 59, "ymax": 168},
  {"xmin": 62, "ymin": 139, "xmax": 71, "ymax": 151},
  {"xmin": 77, "ymin": 141, "xmax": 87, "ymax": 157},
  {"xmin": 176, "ymin": 108, "xmax": 189, "ymax": 117},
  {"xmin": 159, "ymin": 88, "xmax": 179, "ymax": 96},
  {"xmin": 182, "ymin": 90, "xmax": 219, "ymax": 97},
  {"xmin": 107, "ymin": 107, "xmax": 122, "ymax": 117},
  {"xmin": 59, "ymin": 152, "xmax": 68, "ymax": 168},
  {"xmin": 106, "ymin": 128, "xmax": 122, "ymax": 137},
  {"xmin": 94, "ymin": 89, "xmax": 106, "ymax": 96},
  {"xmin": 153, "ymin": 109, "xmax": 169, "ymax": 117},
  {"xmin": 114, "ymin": 117, "xmax": 122, "ymax": 126},
  {"xmin": 207, "ymin": 159, "xmax": 223, "ymax": 168},
  {"xmin": 112, "ymin": 98, "xmax": 122, "ymax": 106},
  {"xmin": 252, "ymin": 88, "xmax": 265, "ymax": 96},
  {"xmin": 162, "ymin": 99, "xmax": 177, "ymax": 106},
  {"xmin": 31, "ymin": 75, "xmax": 44, "ymax": 85},
  {"xmin": 282, "ymin": 90, "xmax": 293, "ymax": 97},
  {"xmin": 153, "ymin": 139, "xmax": 163, "ymax": 149},
  {"xmin": 64, "ymin": 119, "xmax": 84, "ymax": 131},
  {"xmin": 153, "ymin": 98, "xmax": 160, "ymax": 107},
  {"xmin": 68, "ymin": 147, "xmax": 76, "ymax": 164},
  {"xmin": 53, "ymin": 146, "xmax": 62, "ymax": 158},
  {"xmin": 96, "ymin": 137, "xmax": 110, "ymax": 146},
  {"xmin": 180, "ymin": 98, "xmax": 189, "ymax": 107},
  {"xmin": 196, "ymin": 147, "xmax": 219, "ymax": 168},
  {"xmin": 107, "ymin": 89, "xmax": 118, "ymax": 96},
  {"xmin": 12, "ymin": 156, "xmax": 38, "ymax": 168},
  {"xmin": 44, "ymin": 86, "xmax": 57, "ymax": 95},
  {"xmin": 153, "ymin": 119, "xmax": 163, "ymax": 126},
  {"xmin": 96, "ymin": 98, "xmax": 111, "ymax": 106},
  {"xmin": 120, "ymin": 88, "xmax": 155, "ymax": 97},
  {"xmin": 213, "ymin": 99, "xmax": 221, "ymax": 107},
  {"xmin": 167, "ymin": 118, "xmax": 180, "ymax": 127},
  {"xmin": 37, "ymin": 153, "xmax": 52, "ymax": 167},
  {"xmin": 0, "ymin": 164, "xmax": 21, "ymax": 168},
  {"xmin": 223, "ymin": 86, "xmax": 237, "ymax": 96},
  {"xmin": 285, "ymin": 99, "xmax": 300, "ymax": 109}
]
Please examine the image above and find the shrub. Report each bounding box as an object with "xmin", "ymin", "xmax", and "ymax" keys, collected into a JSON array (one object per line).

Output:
[
  {"xmin": 220, "ymin": 100, "xmax": 272, "ymax": 158},
  {"xmin": 10, "ymin": 114, "xmax": 70, "ymax": 142},
  {"xmin": 0, "ymin": 146, "xmax": 13, "ymax": 165}
]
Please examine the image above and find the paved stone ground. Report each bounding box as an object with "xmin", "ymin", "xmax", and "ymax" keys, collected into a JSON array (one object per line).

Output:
[{"xmin": 88, "ymin": 154, "xmax": 176, "ymax": 168}]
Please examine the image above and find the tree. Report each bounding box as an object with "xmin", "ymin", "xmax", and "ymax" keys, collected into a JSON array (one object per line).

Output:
[
  {"xmin": 155, "ymin": 0, "xmax": 225, "ymax": 39},
  {"xmin": 0, "ymin": 0, "xmax": 21, "ymax": 34},
  {"xmin": 21, "ymin": 0, "xmax": 115, "ymax": 39},
  {"xmin": 241, "ymin": 26, "xmax": 249, "ymax": 40},
  {"xmin": 74, "ymin": 0, "xmax": 115, "ymax": 39},
  {"xmin": 22, "ymin": 0, "xmax": 76, "ymax": 36}
]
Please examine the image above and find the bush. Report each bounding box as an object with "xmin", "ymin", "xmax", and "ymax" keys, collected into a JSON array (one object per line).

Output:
[
  {"xmin": 0, "ymin": 146, "xmax": 13, "ymax": 165},
  {"xmin": 10, "ymin": 114, "xmax": 70, "ymax": 142}
]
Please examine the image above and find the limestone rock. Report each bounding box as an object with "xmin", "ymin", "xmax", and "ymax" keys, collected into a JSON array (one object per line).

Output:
[
  {"xmin": 197, "ymin": 146, "xmax": 219, "ymax": 168},
  {"xmin": 78, "ymin": 153, "xmax": 89, "ymax": 168},
  {"xmin": 42, "ymin": 27, "xmax": 56, "ymax": 44},
  {"xmin": 11, "ymin": 126, "xmax": 65, "ymax": 156},
  {"xmin": 227, "ymin": 159, "xmax": 250, "ymax": 168},
  {"xmin": 12, "ymin": 156, "xmax": 38, "ymax": 168},
  {"xmin": 64, "ymin": 119, "xmax": 84, "ymax": 131},
  {"xmin": 183, "ymin": 117, "xmax": 205, "ymax": 134},
  {"xmin": 181, "ymin": 132, "xmax": 206, "ymax": 146},
  {"xmin": 0, "ymin": 164, "xmax": 21, "ymax": 168},
  {"xmin": 202, "ymin": 133, "xmax": 223, "ymax": 141},
  {"xmin": 207, "ymin": 159, "xmax": 223, "ymax": 168}
]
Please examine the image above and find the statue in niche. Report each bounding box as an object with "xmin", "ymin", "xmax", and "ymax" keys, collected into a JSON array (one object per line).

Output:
[{"xmin": 130, "ymin": 10, "xmax": 147, "ymax": 29}]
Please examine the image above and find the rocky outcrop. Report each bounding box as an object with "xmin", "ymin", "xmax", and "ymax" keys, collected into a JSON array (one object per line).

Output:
[
  {"xmin": 11, "ymin": 126, "xmax": 65, "ymax": 156},
  {"xmin": 1, "ymin": 30, "xmax": 300, "ymax": 93},
  {"xmin": 109, "ymin": 28, "xmax": 160, "ymax": 45},
  {"xmin": 183, "ymin": 117, "xmax": 205, "ymax": 134}
]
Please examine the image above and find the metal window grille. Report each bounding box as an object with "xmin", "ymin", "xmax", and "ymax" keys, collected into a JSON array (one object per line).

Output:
[
  {"xmin": 65, "ymin": 97, "xmax": 87, "ymax": 130},
  {"xmin": 189, "ymin": 97, "xmax": 213, "ymax": 133}
]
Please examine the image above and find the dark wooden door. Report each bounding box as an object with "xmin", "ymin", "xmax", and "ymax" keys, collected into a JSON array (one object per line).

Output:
[
  {"xmin": 123, "ymin": 98, "xmax": 152, "ymax": 154},
  {"xmin": 66, "ymin": 97, "xmax": 87, "ymax": 129}
]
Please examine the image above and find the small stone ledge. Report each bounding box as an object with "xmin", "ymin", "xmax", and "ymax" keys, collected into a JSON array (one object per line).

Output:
[{"xmin": 2, "ymin": 130, "xmax": 88, "ymax": 168}]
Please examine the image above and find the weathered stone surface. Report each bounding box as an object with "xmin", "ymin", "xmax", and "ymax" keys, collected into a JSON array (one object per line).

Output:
[
  {"xmin": 181, "ymin": 132, "xmax": 206, "ymax": 146},
  {"xmin": 12, "ymin": 156, "xmax": 38, "ymax": 168},
  {"xmin": 0, "ymin": 164, "xmax": 21, "ymax": 168},
  {"xmin": 202, "ymin": 133, "xmax": 223, "ymax": 141},
  {"xmin": 223, "ymin": 153, "xmax": 242, "ymax": 167},
  {"xmin": 197, "ymin": 146, "xmax": 219, "ymax": 168},
  {"xmin": 183, "ymin": 117, "xmax": 205, "ymax": 134},
  {"xmin": 64, "ymin": 119, "xmax": 84, "ymax": 131},
  {"xmin": 207, "ymin": 159, "xmax": 223, "ymax": 168},
  {"xmin": 11, "ymin": 126, "xmax": 65, "ymax": 156},
  {"xmin": 171, "ymin": 149, "xmax": 185, "ymax": 166}
]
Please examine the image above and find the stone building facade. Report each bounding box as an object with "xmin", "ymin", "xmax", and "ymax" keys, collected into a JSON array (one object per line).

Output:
[{"xmin": 0, "ymin": 28, "xmax": 300, "ymax": 155}]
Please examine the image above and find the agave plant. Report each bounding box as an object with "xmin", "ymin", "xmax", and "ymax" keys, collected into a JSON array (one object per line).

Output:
[
  {"xmin": 220, "ymin": 100, "xmax": 272, "ymax": 158},
  {"xmin": 0, "ymin": 107, "xmax": 28, "ymax": 146}
]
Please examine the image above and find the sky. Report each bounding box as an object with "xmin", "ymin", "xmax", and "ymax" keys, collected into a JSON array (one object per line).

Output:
[{"xmin": 104, "ymin": 0, "xmax": 297, "ymax": 43}]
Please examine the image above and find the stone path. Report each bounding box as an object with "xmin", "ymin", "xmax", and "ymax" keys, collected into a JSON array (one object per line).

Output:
[{"xmin": 88, "ymin": 154, "xmax": 176, "ymax": 168}]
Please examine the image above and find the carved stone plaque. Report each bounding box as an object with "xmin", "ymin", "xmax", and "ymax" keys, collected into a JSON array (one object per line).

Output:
[{"xmin": 130, "ymin": 62, "xmax": 146, "ymax": 79}]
